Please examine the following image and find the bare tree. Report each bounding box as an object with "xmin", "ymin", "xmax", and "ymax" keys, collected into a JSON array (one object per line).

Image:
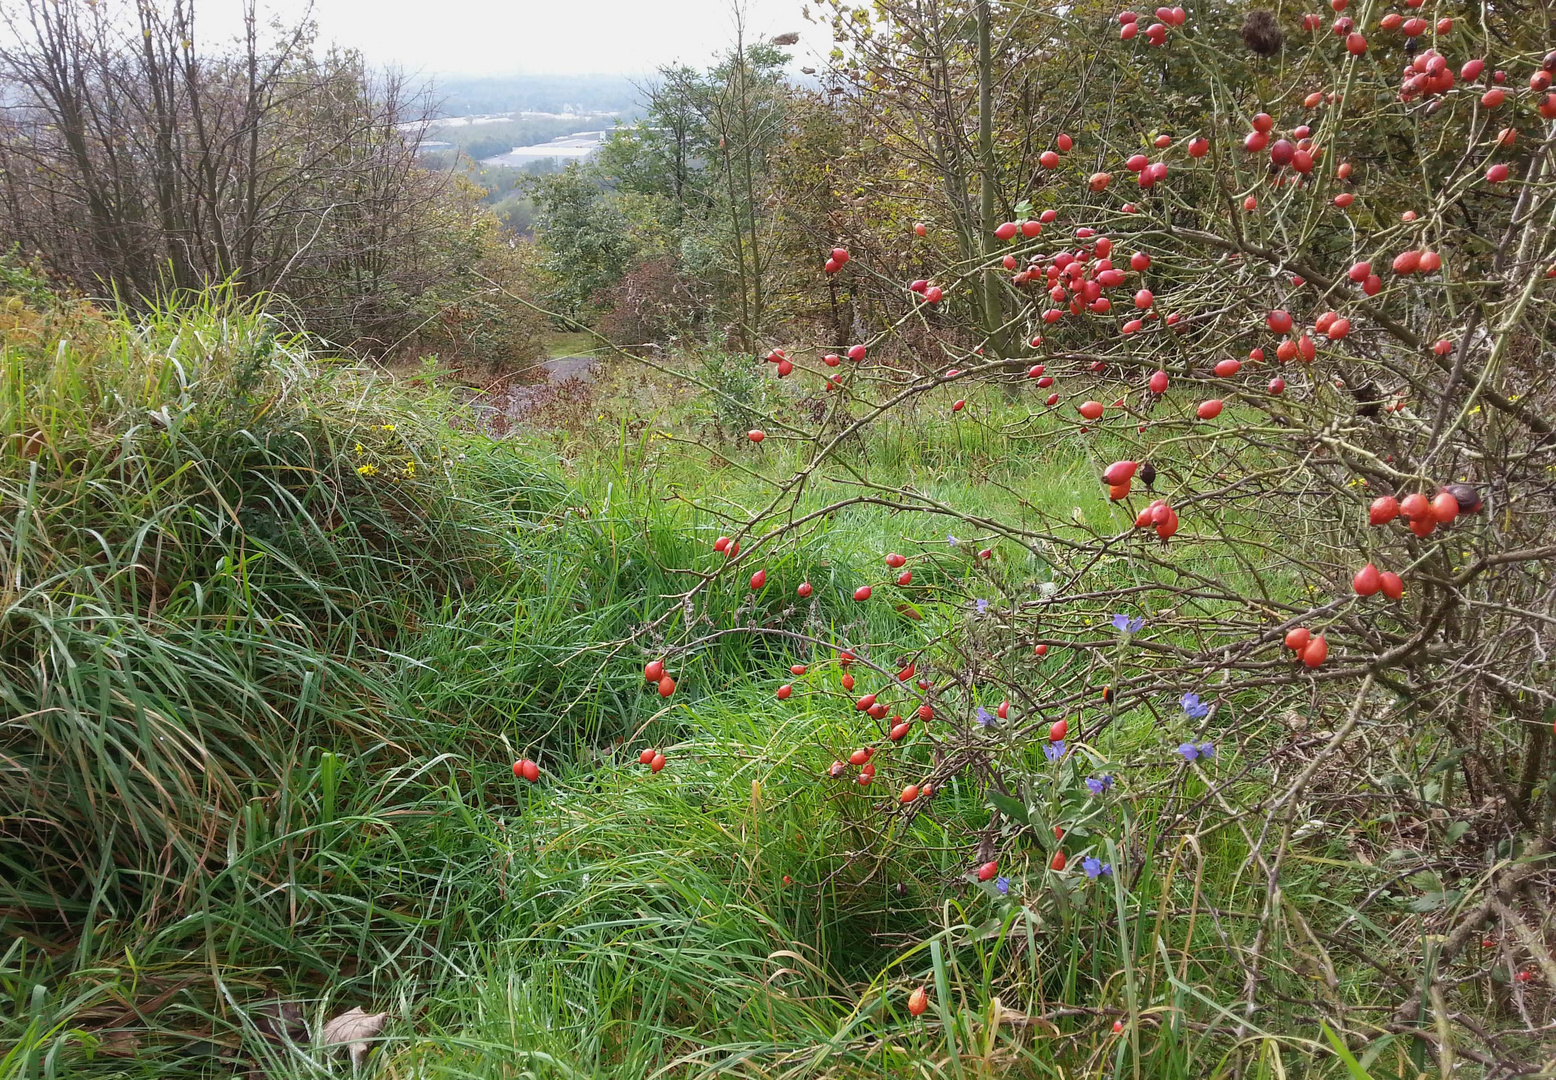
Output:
[{"xmin": 0, "ymin": 0, "xmax": 524, "ymax": 361}]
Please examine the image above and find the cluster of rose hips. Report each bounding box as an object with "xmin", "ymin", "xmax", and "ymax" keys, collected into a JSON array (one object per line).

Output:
[
  {"xmin": 1244, "ymin": 112, "xmax": 1320, "ymax": 177},
  {"xmin": 817, "ymin": 648, "xmax": 939, "ymax": 801},
  {"xmin": 1037, "ymin": 130, "xmax": 1075, "ymax": 172},
  {"xmin": 1397, "ymin": 47, "xmax": 1456, "ymax": 101},
  {"xmin": 1368, "ymin": 483, "xmax": 1481, "ymax": 539},
  {"xmin": 762, "ymin": 340, "xmax": 871, "ymax": 392},
  {"xmin": 1117, "ymin": 6, "xmax": 1185, "ymax": 46},
  {"xmin": 998, "ymin": 225, "xmax": 1162, "ymax": 332},
  {"xmin": 643, "ymin": 657, "xmax": 676, "ymax": 698}
]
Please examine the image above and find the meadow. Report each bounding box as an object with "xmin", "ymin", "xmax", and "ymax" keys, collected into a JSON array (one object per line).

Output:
[{"xmin": 4, "ymin": 288, "xmax": 1517, "ymax": 1080}]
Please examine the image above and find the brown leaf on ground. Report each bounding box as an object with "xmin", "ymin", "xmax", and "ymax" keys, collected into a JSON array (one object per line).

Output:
[{"xmin": 321, "ymin": 1006, "xmax": 387, "ymax": 1069}]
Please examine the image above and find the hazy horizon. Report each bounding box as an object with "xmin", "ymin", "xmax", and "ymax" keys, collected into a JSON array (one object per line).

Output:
[{"xmin": 196, "ymin": 0, "xmax": 825, "ymax": 79}]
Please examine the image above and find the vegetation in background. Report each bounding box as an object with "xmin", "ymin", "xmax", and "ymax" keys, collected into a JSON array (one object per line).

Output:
[
  {"xmin": 530, "ymin": 23, "xmax": 798, "ymax": 352},
  {"xmin": 0, "ymin": 0, "xmax": 546, "ymax": 373}
]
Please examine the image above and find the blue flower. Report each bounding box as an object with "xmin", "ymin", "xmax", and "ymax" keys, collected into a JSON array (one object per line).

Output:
[
  {"xmin": 1082, "ymin": 857, "xmax": 1112, "ymax": 879},
  {"xmin": 1177, "ymin": 742, "xmax": 1199, "ymax": 761},
  {"xmin": 1180, "ymin": 692, "xmax": 1210, "ymax": 719},
  {"xmin": 1112, "ymin": 613, "xmax": 1145, "ymax": 634},
  {"xmin": 995, "ymin": 876, "xmax": 1010, "ymax": 895},
  {"xmin": 976, "ymin": 705, "xmax": 995, "ymax": 727},
  {"xmin": 1044, "ymin": 740, "xmax": 1066, "ymax": 761},
  {"xmin": 976, "ymin": 598, "xmax": 989, "ymax": 614},
  {"xmin": 947, "ymin": 534, "xmax": 959, "ymax": 547},
  {"xmin": 1198, "ymin": 742, "xmax": 1216, "ymax": 758},
  {"xmin": 1086, "ymin": 774, "xmax": 1115, "ymax": 796}
]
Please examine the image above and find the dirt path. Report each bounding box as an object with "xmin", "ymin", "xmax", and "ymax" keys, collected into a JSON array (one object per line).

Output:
[{"xmin": 501, "ymin": 354, "xmax": 597, "ymax": 415}]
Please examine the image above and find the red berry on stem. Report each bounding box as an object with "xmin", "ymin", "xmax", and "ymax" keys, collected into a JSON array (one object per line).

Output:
[
  {"xmin": 1369, "ymin": 496, "xmax": 1399, "ymax": 525},
  {"xmin": 1353, "ymin": 563, "xmax": 1383, "ymax": 596},
  {"xmin": 1430, "ymin": 491, "xmax": 1459, "ymax": 523},
  {"xmin": 1303, "ymin": 635, "xmax": 1328, "ymax": 668}
]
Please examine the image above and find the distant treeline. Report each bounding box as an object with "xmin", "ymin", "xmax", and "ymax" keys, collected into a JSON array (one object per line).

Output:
[{"xmin": 431, "ymin": 73, "xmax": 642, "ymax": 118}]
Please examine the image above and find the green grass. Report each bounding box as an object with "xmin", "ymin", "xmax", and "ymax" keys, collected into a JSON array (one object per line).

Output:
[
  {"xmin": 544, "ymin": 331, "xmax": 598, "ymax": 358},
  {"xmin": 0, "ymin": 292, "xmax": 1458, "ymax": 1079}
]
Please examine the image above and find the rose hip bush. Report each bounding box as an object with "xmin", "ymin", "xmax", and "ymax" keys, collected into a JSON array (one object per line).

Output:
[{"xmin": 607, "ymin": 0, "xmax": 1555, "ymax": 1069}]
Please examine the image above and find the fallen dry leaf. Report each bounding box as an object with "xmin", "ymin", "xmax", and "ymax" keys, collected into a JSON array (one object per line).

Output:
[
  {"xmin": 96, "ymin": 1029, "xmax": 139, "ymax": 1057},
  {"xmin": 321, "ymin": 1006, "xmax": 386, "ymax": 1069}
]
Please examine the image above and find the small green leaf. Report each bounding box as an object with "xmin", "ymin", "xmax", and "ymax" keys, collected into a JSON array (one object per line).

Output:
[
  {"xmin": 988, "ymin": 790, "xmax": 1029, "ymax": 825},
  {"xmin": 966, "ymin": 914, "xmax": 1007, "ymax": 941},
  {"xmin": 1023, "ymin": 798, "xmax": 1048, "ymax": 840}
]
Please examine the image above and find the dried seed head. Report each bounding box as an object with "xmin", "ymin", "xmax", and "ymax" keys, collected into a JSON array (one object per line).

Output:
[{"xmin": 1242, "ymin": 10, "xmax": 1284, "ymax": 56}]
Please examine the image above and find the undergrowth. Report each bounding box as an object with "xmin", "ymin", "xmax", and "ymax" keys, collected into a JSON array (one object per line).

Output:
[{"xmin": 0, "ymin": 292, "xmax": 1532, "ymax": 1078}]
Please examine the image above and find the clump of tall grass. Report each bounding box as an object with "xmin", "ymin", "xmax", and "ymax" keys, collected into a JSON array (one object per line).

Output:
[{"xmin": 1, "ymin": 289, "xmax": 508, "ymax": 915}]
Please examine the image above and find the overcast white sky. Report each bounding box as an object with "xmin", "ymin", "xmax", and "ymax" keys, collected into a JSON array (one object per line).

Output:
[{"xmin": 198, "ymin": 0, "xmax": 825, "ymax": 76}]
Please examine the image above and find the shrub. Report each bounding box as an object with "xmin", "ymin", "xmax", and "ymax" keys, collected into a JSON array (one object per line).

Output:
[
  {"xmin": 595, "ymin": 256, "xmax": 707, "ymax": 352},
  {"xmin": 624, "ymin": 0, "xmax": 1556, "ymax": 1068}
]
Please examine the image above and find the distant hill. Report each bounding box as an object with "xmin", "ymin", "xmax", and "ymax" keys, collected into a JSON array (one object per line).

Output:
[{"xmin": 429, "ymin": 74, "xmax": 643, "ymax": 118}]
